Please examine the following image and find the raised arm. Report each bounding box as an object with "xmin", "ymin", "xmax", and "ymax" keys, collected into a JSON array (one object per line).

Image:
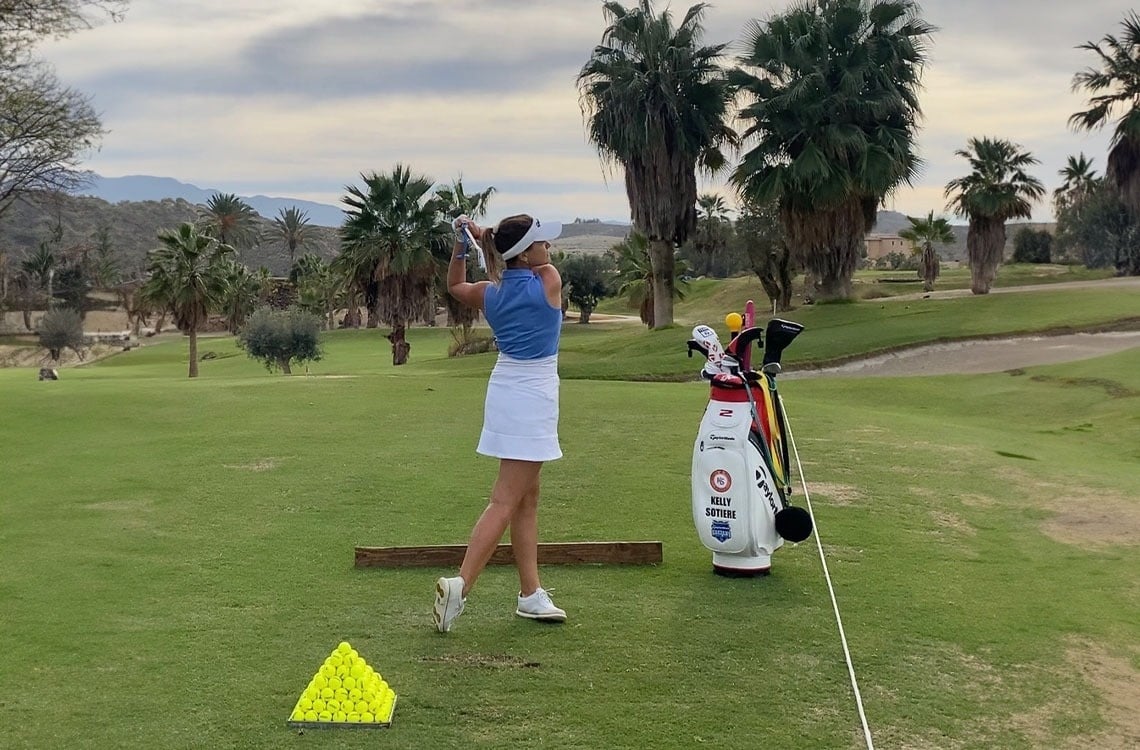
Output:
[{"xmin": 447, "ymin": 224, "xmax": 490, "ymax": 311}]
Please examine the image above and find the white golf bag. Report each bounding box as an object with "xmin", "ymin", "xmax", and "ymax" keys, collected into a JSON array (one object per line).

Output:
[{"xmin": 687, "ymin": 321, "xmax": 812, "ymax": 576}]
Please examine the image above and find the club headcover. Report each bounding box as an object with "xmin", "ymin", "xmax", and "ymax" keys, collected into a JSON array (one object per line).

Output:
[
  {"xmin": 763, "ymin": 319, "xmax": 804, "ymax": 367},
  {"xmin": 775, "ymin": 506, "xmax": 814, "ymax": 542}
]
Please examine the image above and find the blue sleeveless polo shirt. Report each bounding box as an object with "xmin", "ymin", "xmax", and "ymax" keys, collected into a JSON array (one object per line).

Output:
[{"xmin": 483, "ymin": 269, "xmax": 561, "ymax": 359}]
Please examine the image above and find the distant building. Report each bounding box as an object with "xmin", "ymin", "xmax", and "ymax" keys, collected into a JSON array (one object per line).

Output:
[{"xmin": 865, "ymin": 233, "xmax": 909, "ymax": 260}]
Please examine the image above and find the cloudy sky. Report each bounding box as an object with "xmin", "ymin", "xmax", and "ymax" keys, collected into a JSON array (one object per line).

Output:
[{"xmin": 41, "ymin": 0, "xmax": 1128, "ymax": 224}]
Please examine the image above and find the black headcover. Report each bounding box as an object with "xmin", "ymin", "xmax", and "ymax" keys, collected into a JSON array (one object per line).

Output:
[
  {"xmin": 774, "ymin": 506, "xmax": 814, "ymax": 543},
  {"xmin": 763, "ymin": 319, "xmax": 805, "ymax": 368}
]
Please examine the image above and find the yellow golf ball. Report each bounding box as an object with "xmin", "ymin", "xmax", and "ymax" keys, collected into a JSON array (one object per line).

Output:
[
  {"xmin": 361, "ymin": 711, "xmax": 374, "ymax": 723},
  {"xmin": 350, "ymin": 664, "xmax": 365, "ymax": 679},
  {"xmin": 312, "ymin": 675, "xmax": 327, "ymax": 689},
  {"xmin": 312, "ymin": 699, "xmax": 326, "ymax": 712},
  {"xmin": 353, "ymin": 700, "xmax": 367, "ymax": 714},
  {"xmin": 348, "ymin": 688, "xmax": 362, "ymax": 702},
  {"xmin": 320, "ymin": 687, "xmax": 333, "ymax": 700},
  {"xmin": 298, "ymin": 697, "xmax": 313, "ymax": 711},
  {"xmin": 290, "ymin": 709, "xmax": 304, "ymax": 721},
  {"xmin": 347, "ymin": 712, "xmax": 361, "ymax": 723},
  {"xmin": 335, "ymin": 665, "xmax": 349, "ymax": 678},
  {"xmin": 318, "ymin": 710, "xmax": 332, "ymax": 722},
  {"xmin": 326, "ymin": 699, "xmax": 340, "ymax": 712},
  {"xmin": 333, "ymin": 711, "xmax": 347, "ymax": 722},
  {"xmin": 343, "ymin": 677, "xmax": 356, "ymax": 690},
  {"xmin": 335, "ymin": 688, "xmax": 348, "ymax": 701},
  {"xmin": 328, "ymin": 677, "xmax": 342, "ymax": 690},
  {"xmin": 304, "ymin": 710, "xmax": 318, "ymax": 722},
  {"xmin": 725, "ymin": 312, "xmax": 743, "ymax": 332},
  {"xmin": 319, "ymin": 664, "xmax": 335, "ymax": 678},
  {"xmin": 337, "ymin": 641, "xmax": 351, "ymax": 654}
]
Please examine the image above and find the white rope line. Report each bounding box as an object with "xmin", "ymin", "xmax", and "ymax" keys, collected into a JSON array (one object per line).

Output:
[{"xmin": 780, "ymin": 395, "xmax": 875, "ymax": 750}]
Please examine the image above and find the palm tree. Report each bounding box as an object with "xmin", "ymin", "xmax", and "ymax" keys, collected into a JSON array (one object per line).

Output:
[
  {"xmin": 336, "ymin": 165, "xmax": 450, "ymax": 365},
  {"xmin": 899, "ymin": 211, "xmax": 954, "ymax": 291},
  {"xmin": 944, "ymin": 137, "xmax": 1045, "ymax": 295},
  {"xmin": 433, "ymin": 178, "xmax": 497, "ymax": 329},
  {"xmin": 1053, "ymin": 154, "xmax": 1101, "ymax": 216},
  {"xmin": 1070, "ymin": 12, "xmax": 1140, "ymax": 215},
  {"xmin": 19, "ymin": 242, "xmax": 56, "ymax": 299},
  {"xmin": 200, "ymin": 193, "xmax": 260, "ymax": 252},
  {"xmin": 690, "ymin": 193, "xmax": 733, "ymax": 277},
  {"xmin": 578, "ymin": 0, "xmax": 735, "ymax": 328},
  {"xmin": 292, "ymin": 256, "xmax": 343, "ymax": 330},
  {"xmin": 219, "ymin": 260, "xmax": 266, "ymax": 334},
  {"xmin": 140, "ymin": 223, "xmax": 232, "ymax": 377},
  {"xmin": 270, "ymin": 206, "xmax": 313, "ymax": 266},
  {"xmin": 608, "ymin": 231, "xmax": 688, "ymax": 327},
  {"xmin": 434, "ymin": 179, "xmax": 496, "ymax": 222},
  {"xmin": 732, "ymin": 0, "xmax": 935, "ymax": 302}
]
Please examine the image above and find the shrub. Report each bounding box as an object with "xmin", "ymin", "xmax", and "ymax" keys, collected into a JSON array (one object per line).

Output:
[
  {"xmin": 1012, "ymin": 228, "xmax": 1053, "ymax": 264},
  {"xmin": 37, "ymin": 308, "xmax": 86, "ymax": 362},
  {"xmin": 236, "ymin": 307, "xmax": 323, "ymax": 374},
  {"xmin": 448, "ymin": 327, "xmax": 497, "ymax": 357}
]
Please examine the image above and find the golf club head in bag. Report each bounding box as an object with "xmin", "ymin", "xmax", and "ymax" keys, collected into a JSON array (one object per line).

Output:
[
  {"xmin": 725, "ymin": 325, "xmax": 763, "ymax": 367},
  {"xmin": 688, "ymin": 325, "xmax": 734, "ymax": 379},
  {"xmin": 763, "ymin": 319, "xmax": 804, "ymax": 368}
]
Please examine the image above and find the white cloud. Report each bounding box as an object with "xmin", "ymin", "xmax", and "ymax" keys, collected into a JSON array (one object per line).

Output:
[{"xmin": 33, "ymin": 0, "xmax": 1133, "ymax": 224}]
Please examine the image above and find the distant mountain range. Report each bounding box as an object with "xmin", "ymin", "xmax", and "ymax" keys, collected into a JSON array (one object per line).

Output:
[
  {"xmin": 75, "ymin": 175, "xmax": 955, "ymax": 236},
  {"xmin": 78, "ymin": 175, "xmax": 347, "ymax": 227}
]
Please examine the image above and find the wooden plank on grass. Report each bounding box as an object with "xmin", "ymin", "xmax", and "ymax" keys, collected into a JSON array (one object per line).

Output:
[{"xmin": 354, "ymin": 541, "xmax": 662, "ymax": 568}]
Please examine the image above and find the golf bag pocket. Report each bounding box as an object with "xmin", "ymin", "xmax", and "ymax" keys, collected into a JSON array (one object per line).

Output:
[{"xmin": 692, "ymin": 447, "xmax": 751, "ymax": 554}]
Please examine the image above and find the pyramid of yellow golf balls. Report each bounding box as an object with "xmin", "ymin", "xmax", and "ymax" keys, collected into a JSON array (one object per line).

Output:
[{"xmin": 288, "ymin": 641, "xmax": 397, "ymax": 727}]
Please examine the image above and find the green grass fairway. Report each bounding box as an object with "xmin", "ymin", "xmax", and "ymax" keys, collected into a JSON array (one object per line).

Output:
[{"xmin": 2, "ymin": 293, "xmax": 1139, "ymax": 748}]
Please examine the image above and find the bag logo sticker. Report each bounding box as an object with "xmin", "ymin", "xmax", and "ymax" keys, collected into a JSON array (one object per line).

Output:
[
  {"xmin": 711, "ymin": 520, "xmax": 732, "ymax": 542},
  {"xmin": 709, "ymin": 469, "xmax": 732, "ymax": 493}
]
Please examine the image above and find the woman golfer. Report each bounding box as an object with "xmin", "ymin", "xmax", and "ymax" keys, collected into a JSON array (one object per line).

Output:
[{"xmin": 433, "ymin": 213, "xmax": 567, "ymax": 633}]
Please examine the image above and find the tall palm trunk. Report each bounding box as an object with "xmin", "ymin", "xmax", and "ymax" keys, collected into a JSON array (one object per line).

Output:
[
  {"xmin": 188, "ymin": 328, "xmax": 199, "ymax": 378},
  {"xmin": 920, "ymin": 243, "xmax": 940, "ymax": 292},
  {"xmin": 365, "ymin": 277, "xmax": 380, "ymax": 328},
  {"xmin": 387, "ymin": 322, "xmax": 410, "ymax": 366},
  {"xmin": 784, "ymin": 199, "xmax": 863, "ymax": 302},
  {"xmin": 967, "ymin": 217, "xmax": 1006, "ymax": 295},
  {"xmin": 648, "ymin": 238, "xmax": 675, "ymax": 330},
  {"xmin": 1107, "ymin": 135, "xmax": 1140, "ymax": 216}
]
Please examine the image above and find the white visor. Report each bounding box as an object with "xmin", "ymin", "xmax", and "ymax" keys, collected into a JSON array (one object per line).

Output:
[{"xmin": 500, "ymin": 217, "xmax": 563, "ymax": 260}]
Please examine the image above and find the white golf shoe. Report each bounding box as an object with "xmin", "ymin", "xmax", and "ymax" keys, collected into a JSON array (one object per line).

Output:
[
  {"xmin": 433, "ymin": 576, "xmax": 465, "ymax": 633},
  {"xmin": 516, "ymin": 587, "xmax": 566, "ymax": 622}
]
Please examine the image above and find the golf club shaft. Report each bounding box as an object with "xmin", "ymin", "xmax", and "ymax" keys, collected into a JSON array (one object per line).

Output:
[
  {"xmin": 462, "ymin": 226, "xmax": 488, "ymax": 272},
  {"xmin": 780, "ymin": 395, "xmax": 874, "ymax": 750},
  {"xmin": 741, "ymin": 373, "xmax": 787, "ymax": 509}
]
